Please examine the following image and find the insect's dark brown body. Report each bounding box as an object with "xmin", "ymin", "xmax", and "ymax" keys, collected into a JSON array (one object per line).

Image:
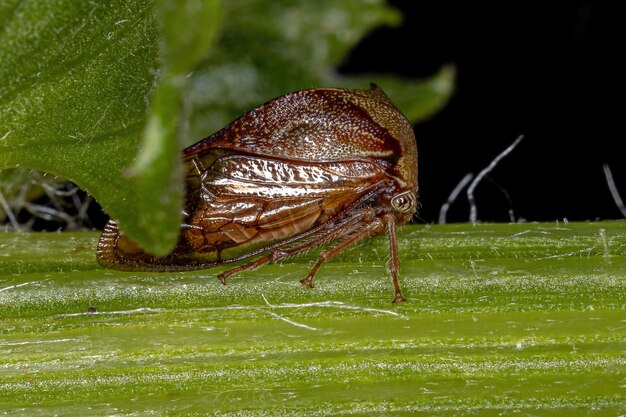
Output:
[{"xmin": 97, "ymin": 85, "xmax": 418, "ymax": 302}]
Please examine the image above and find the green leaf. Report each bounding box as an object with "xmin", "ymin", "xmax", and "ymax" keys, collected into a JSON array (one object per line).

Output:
[
  {"xmin": 1, "ymin": 0, "xmax": 454, "ymax": 254},
  {"xmin": 129, "ymin": 0, "xmax": 221, "ymax": 255},
  {"xmin": 1, "ymin": 222, "xmax": 624, "ymax": 415},
  {"xmin": 0, "ymin": 0, "xmax": 220, "ymax": 255},
  {"xmin": 0, "ymin": 0, "xmax": 159, "ymax": 245},
  {"xmin": 185, "ymin": 0, "xmax": 454, "ymax": 143}
]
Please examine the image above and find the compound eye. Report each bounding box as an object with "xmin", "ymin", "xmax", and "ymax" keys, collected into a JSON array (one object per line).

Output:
[{"xmin": 391, "ymin": 191, "xmax": 416, "ymax": 213}]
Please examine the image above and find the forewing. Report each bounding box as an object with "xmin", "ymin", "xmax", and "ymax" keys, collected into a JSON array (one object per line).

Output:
[
  {"xmin": 97, "ymin": 154, "xmax": 387, "ymax": 271},
  {"xmin": 195, "ymin": 154, "xmax": 385, "ymax": 198},
  {"xmin": 183, "ymin": 154, "xmax": 387, "ymax": 254}
]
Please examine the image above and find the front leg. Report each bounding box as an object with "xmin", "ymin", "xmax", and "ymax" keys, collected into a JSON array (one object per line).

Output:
[{"xmin": 384, "ymin": 214, "xmax": 406, "ymax": 303}]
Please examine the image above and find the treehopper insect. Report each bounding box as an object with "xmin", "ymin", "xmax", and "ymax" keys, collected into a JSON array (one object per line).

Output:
[{"xmin": 98, "ymin": 85, "xmax": 418, "ymax": 303}]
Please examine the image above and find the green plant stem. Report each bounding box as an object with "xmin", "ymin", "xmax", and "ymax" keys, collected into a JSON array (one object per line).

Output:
[{"xmin": 1, "ymin": 222, "xmax": 625, "ymax": 416}]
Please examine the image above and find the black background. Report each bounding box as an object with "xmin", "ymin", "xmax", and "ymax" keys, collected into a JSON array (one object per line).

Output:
[{"xmin": 341, "ymin": 1, "xmax": 623, "ymax": 223}]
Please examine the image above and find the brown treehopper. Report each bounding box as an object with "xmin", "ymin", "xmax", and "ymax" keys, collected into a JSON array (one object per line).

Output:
[{"xmin": 97, "ymin": 85, "xmax": 418, "ymax": 303}]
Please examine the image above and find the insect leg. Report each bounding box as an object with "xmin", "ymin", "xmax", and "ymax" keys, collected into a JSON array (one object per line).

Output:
[
  {"xmin": 300, "ymin": 215, "xmax": 384, "ymax": 289},
  {"xmin": 210, "ymin": 180, "xmax": 390, "ymax": 271},
  {"xmin": 217, "ymin": 208, "xmax": 374, "ymax": 284},
  {"xmin": 384, "ymin": 214, "xmax": 406, "ymax": 303},
  {"xmin": 217, "ymin": 253, "xmax": 274, "ymax": 284}
]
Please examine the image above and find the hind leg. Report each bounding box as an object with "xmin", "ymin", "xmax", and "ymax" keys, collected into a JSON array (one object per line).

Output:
[{"xmin": 299, "ymin": 215, "xmax": 383, "ymax": 288}]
